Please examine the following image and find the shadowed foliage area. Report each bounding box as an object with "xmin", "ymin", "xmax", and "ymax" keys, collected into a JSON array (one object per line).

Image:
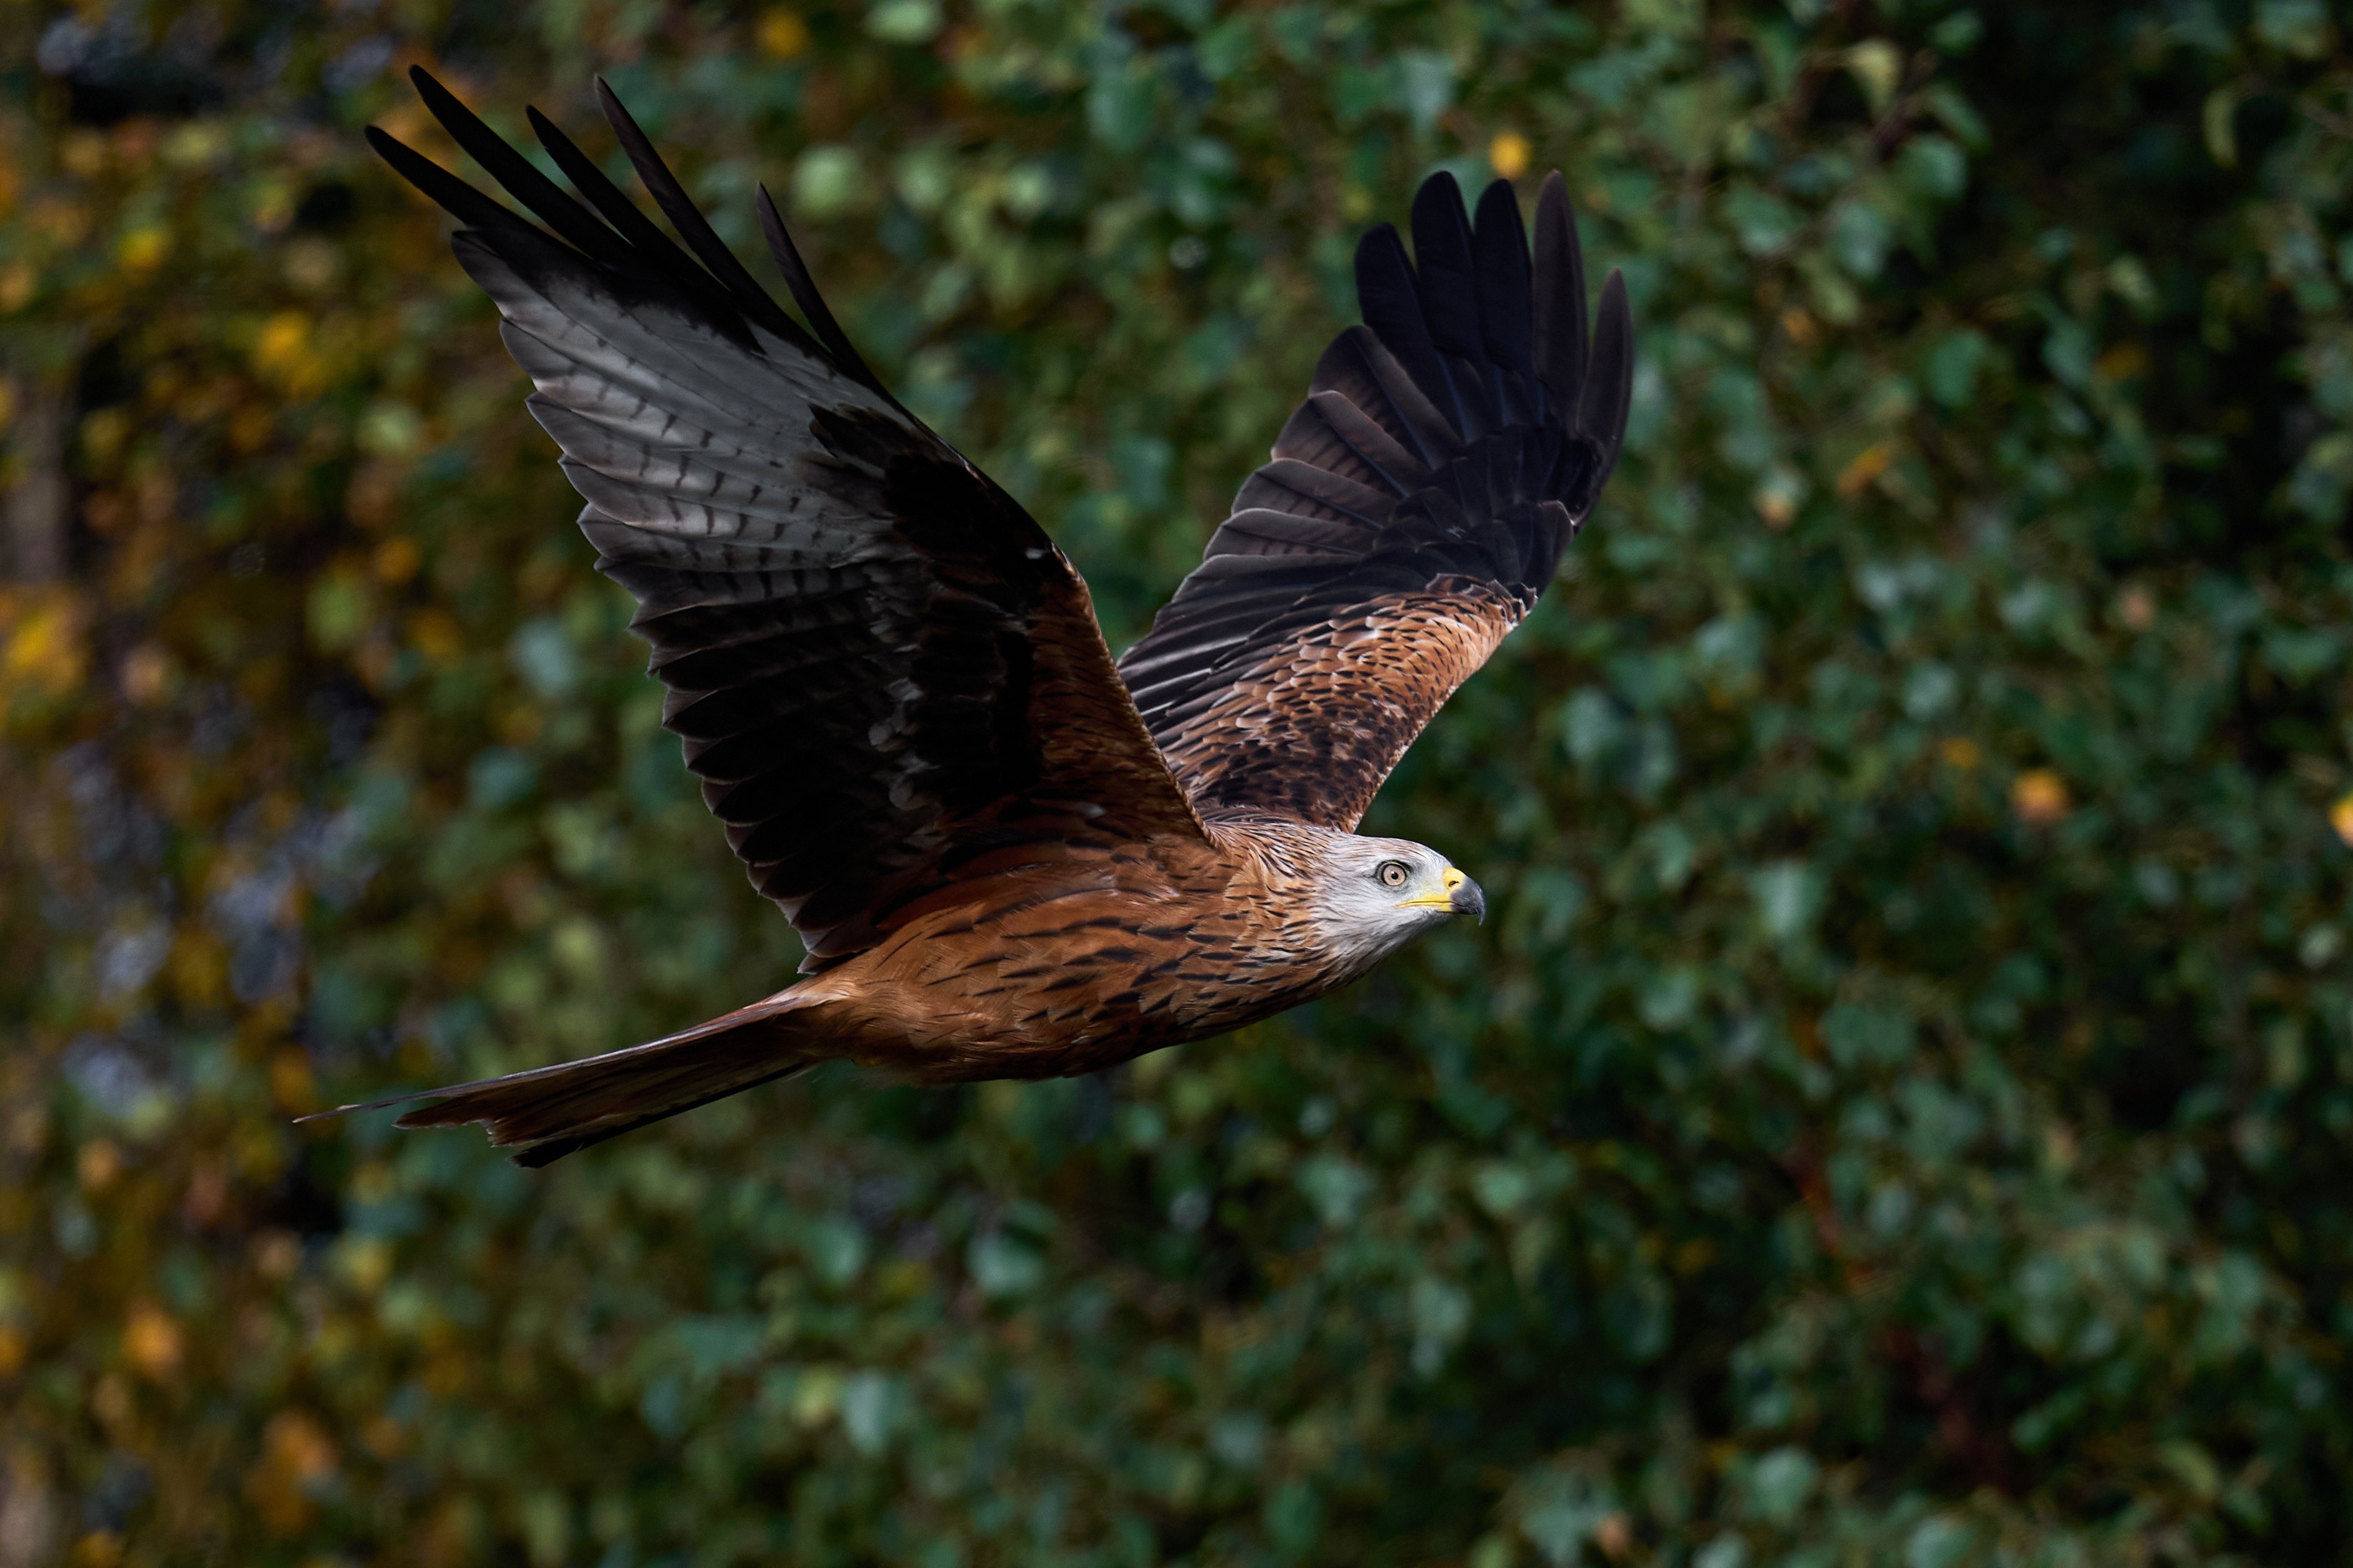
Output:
[{"xmin": 4, "ymin": 1, "xmax": 2353, "ymax": 1563}]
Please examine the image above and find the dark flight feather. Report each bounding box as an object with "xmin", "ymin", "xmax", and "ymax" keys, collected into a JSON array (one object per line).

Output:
[
  {"xmin": 588, "ymin": 77, "xmax": 804, "ymax": 344},
  {"xmin": 1352, "ymin": 223, "xmax": 1461, "ymax": 435},
  {"xmin": 1580, "ymin": 271, "xmax": 1636, "ymax": 480},
  {"xmin": 523, "ymin": 104, "xmax": 772, "ymax": 345},
  {"xmin": 409, "ymin": 69, "xmax": 615, "ymax": 259},
  {"xmin": 1531, "ymin": 173, "xmax": 1590, "ymax": 427},
  {"xmin": 1472, "ymin": 180, "xmax": 1534, "ymax": 376},
  {"xmin": 1409, "ymin": 175, "xmax": 1481, "ymax": 350},
  {"xmin": 755, "ymin": 184, "xmax": 889, "ymax": 399}
]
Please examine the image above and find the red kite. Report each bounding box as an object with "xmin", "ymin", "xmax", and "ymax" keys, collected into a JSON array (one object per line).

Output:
[{"xmin": 322, "ymin": 69, "xmax": 1632, "ymax": 1164}]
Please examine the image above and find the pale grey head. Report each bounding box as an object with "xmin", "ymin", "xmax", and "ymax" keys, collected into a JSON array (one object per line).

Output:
[{"xmin": 1305, "ymin": 832, "xmax": 1485, "ymax": 972}]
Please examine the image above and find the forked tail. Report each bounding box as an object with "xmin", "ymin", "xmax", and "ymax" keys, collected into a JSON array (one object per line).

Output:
[{"xmin": 302, "ymin": 994, "xmax": 825, "ymax": 1167}]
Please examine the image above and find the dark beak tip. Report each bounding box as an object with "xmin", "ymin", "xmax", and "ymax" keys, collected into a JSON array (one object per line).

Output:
[{"xmin": 1454, "ymin": 877, "xmax": 1487, "ymax": 925}]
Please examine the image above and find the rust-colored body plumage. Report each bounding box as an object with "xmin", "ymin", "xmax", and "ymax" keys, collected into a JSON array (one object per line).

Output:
[
  {"xmin": 321, "ymin": 70, "xmax": 1632, "ymax": 1164},
  {"xmin": 801, "ymin": 815, "xmax": 1375, "ymax": 1076}
]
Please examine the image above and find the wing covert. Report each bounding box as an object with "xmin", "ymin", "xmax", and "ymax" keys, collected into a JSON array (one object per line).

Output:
[
  {"xmin": 378, "ymin": 69, "xmax": 1202, "ymax": 969},
  {"xmin": 1118, "ymin": 171, "xmax": 1633, "ymax": 829}
]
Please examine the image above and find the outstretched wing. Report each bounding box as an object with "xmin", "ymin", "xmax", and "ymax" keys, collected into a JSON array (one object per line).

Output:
[
  {"xmin": 376, "ymin": 68, "xmax": 1202, "ymax": 969},
  {"xmin": 1118, "ymin": 172, "xmax": 1632, "ymax": 829}
]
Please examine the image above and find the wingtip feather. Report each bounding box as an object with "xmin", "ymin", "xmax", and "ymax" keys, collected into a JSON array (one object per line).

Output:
[
  {"xmin": 368, "ymin": 122, "xmax": 524, "ymax": 235},
  {"xmin": 1531, "ymin": 170, "xmax": 1591, "ymax": 431},
  {"xmin": 1578, "ymin": 268, "xmax": 1634, "ymax": 480},
  {"xmin": 755, "ymin": 183, "xmax": 879, "ymax": 387},
  {"xmin": 1411, "ymin": 168, "xmax": 1468, "ymax": 227},
  {"xmin": 1354, "ymin": 221, "xmax": 1461, "ymax": 430},
  {"xmin": 407, "ymin": 66, "xmax": 619, "ymax": 260},
  {"xmin": 591, "ymin": 77, "xmax": 800, "ymax": 342},
  {"xmin": 1407, "ymin": 168, "xmax": 1492, "ymax": 429},
  {"xmin": 1471, "ymin": 176, "xmax": 1534, "ymax": 378}
]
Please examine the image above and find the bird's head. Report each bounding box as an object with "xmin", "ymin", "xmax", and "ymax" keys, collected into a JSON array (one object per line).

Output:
[{"xmin": 1308, "ymin": 834, "xmax": 1485, "ymax": 971}]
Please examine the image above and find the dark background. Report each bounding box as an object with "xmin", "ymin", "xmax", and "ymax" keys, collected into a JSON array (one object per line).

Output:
[{"xmin": 4, "ymin": 0, "xmax": 2352, "ymax": 1562}]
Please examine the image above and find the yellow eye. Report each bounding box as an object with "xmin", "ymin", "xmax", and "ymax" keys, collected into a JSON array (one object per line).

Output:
[{"xmin": 1377, "ymin": 860, "xmax": 1410, "ymax": 888}]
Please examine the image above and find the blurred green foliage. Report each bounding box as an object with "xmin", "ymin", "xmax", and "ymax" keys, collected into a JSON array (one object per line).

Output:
[{"xmin": 5, "ymin": 0, "xmax": 2353, "ymax": 1562}]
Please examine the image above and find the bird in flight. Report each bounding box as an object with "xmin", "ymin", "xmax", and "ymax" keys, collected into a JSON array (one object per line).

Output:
[{"xmin": 320, "ymin": 68, "xmax": 1632, "ymax": 1165}]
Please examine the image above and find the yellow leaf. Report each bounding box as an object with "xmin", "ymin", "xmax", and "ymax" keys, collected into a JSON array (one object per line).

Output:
[
  {"xmin": 251, "ymin": 311, "xmax": 312, "ymax": 381},
  {"xmin": 123, "ymin": 1303, "xmax": 183, "ymax": 1380},
  {"xmin": 1843, "ymin": 40, "xmax": 1903, "ymax": 115},
  {"xmin": 269, "ymin": 1412, "xmax": 337, "ymax": 1479},
  {"xmin": 1835, "ymin": 441, "xmax": 1894, "ymax": 497},
  {"xmin": 307, "ymin": 565, "xmax": 375, "ymax": 651},
  {"xmin": 249, "ymin": 1411, "xmax": 339, "ymax": 1535},
  {"xmin": 1487, "ymin": 130, "xmax": 1531, "ymax": 180},
  {"xmin": 79, "ymin": 408, "xmax": 128, "ymax": 466},
  {"xmin": 163, "ymin": 122, "xmax": 228, "ymax": 168},
  {"xmin": 375, "ymin": 536, "xmax": 422, "ymax": 585},
  {"xmin": 2204, "ymin": 85, "xmax": 2242, "ymax": 168},
  {"xmin": 757, "ymin": 9, "xmax": 811, "ymax": 58},
  {"xmin": 2, "ymin": 596, "xmax": 88, "ymax": 696},
  {"xmin": 2012, "ymin": 768, "xmax": 2071, "ymax": 826},
  {"xmin": 117, "ymin": 227, "xmax": 168, "ymax": 272},
  {"xmin": 2329, "ymin": 791, "xmax": 2353, "ymax": 847}
]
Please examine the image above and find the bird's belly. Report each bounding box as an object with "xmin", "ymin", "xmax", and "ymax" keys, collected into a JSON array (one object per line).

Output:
[{"xmin": 812, "ymin": 876, "xmax": 1332, "ymax": 1082}]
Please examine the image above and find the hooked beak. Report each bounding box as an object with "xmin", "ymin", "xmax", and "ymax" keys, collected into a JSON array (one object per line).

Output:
[
  {"xmin": 1400, "ymin": 866, "xmax": 1485, "ymax": 923},
  {"xmin": 1445, "ymin": 866, "xmax": 1485, "ymax": 925}
]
